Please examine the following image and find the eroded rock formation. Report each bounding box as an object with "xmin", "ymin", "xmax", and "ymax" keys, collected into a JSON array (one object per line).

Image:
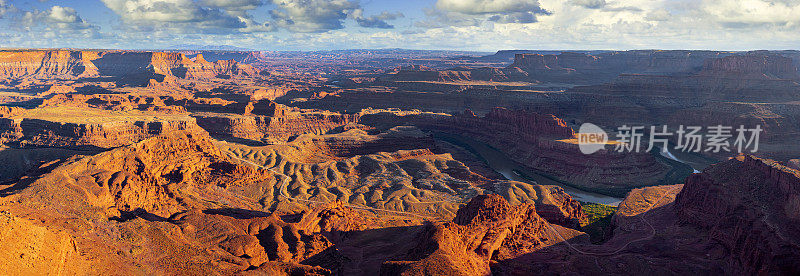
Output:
[
  {"xmin": 0, "ymin": 50, "xmax": 259, "ymax": 84},
  {"xmin": 360, "ymin": 108, "xmax": 673, "ymax": 196},
  {"xmin": 381, "ymin": 194, "xmax": 585, "ymax": 275},
  {"xmin": 675, "ymin": 155, "xmax": 800, "ymax": 274}
]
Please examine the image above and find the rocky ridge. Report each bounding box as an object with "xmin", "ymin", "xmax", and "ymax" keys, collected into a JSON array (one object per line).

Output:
[{"xmin": 675, "ymin": 155, "xmax": 800, "ymax": 274}]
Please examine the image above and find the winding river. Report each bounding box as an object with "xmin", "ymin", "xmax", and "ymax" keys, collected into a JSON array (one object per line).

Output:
[
  {"xmin": 661, "ymin": 149, "xmax": 700, "ymax": 173},
  {"xmin": 434, "ymin": 133, "xmax": 624, "ymax": 206}
]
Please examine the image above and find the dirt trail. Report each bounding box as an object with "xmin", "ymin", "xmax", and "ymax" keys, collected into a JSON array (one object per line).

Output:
[{"xmin": 544, "ymin": 186, "xmax": 680, "ymax": 256}]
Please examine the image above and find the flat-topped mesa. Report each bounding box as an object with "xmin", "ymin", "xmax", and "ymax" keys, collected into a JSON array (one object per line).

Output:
[
  {"xmin": 13, "ymin": 118, "xmax": 206, "ymax": 149},
  {"xmin": 39, "ymin": 94, "xmax": 185, "ymax": 113},
  {"xmin": 194, "ymin": 104, "xmax": 363, "ymax": 144},
  {"xmin": 700, "ymin": 53, "xmax": 800, "ymax": 80},
  {"xmin": 675, "ymin": 155, "xmax": 800, "ymax": 274},
  {"xmin": 379, "ymin": 65, "xmax": 473, "ymax": 82},
  {"xmin": 147, "ymin": 52, "xmax": 259, "ymax": 80},
  {"xmin": 572, "ymin": 53, "xmax": 800, "ymax": 102},
  {"xmin": 477, "ymin": 107, "xmax": 576, "ymax": 138},
  {"xmin": 180, "ymin": 51, "xmax": 265, "ymax": 63},
  {"xmin": 0, "ymin": 50, "xmax": 100, "ymax": 79},
  {"xmin": 511, "ymin": 52, "xmax": 598, "ymax": 70},
  {"xmin": 0, "ymin": 50, "xmax": 258, "ymax": 82}
]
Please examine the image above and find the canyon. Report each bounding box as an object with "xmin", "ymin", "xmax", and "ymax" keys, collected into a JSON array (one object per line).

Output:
[{"xmin": 0, "ymin": 48, "xmax": 799, "ymax": 275}]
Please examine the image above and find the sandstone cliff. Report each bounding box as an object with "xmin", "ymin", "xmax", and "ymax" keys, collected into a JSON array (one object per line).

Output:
[
  {"xmin": 0, "ymin": 107, "xmax": 206, "ymax": 149},
  {"xmin": 700, "ymin": 52, "xmax": 800, "ymax": 80},
  {"xmin": 675, "ymin": 155, "xmax": 800, "ymax": 274},
  {"xmin": 360, "ymin": 108, "xmax": 672, "ymax": 196},
  {"xmin": 0, "ymin": 50, "xmax": 99, "ymax": 79},
  {"xmin": 195, "ymin": 110, "xmax": 362, "ymax": 144},
  {"xmin": 380, "ymin": 194, "xmax": 585, "ymax": 275},
  {"xmin": 0, "ymin": 50, "xmax": 259, "ymax": 83}
]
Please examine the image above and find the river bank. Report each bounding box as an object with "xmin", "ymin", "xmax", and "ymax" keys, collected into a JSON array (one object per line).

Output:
[{"xmin": 433, "ymin": 132, "xmax": 624, "ymax": 206}]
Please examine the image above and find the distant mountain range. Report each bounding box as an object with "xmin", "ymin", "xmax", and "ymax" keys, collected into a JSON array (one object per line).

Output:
[{"xmin": 169, "ymin": 44, "xmax": 253, "ymax": 51}]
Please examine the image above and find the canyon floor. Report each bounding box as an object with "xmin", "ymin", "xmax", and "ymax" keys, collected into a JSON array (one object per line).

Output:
[{"xmin": 0, "ymin": 49, "xmax": 799, "ymax": 275}]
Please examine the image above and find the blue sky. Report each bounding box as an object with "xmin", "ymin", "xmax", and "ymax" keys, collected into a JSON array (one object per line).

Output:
[{"xmin": 0, "ymin": 0, "xmax": 799, "ymax": 51}]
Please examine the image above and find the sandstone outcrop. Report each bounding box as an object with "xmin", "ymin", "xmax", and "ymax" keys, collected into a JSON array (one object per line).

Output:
[
  {"xmin": 380, "ymin": 194, "xmax": 585, "ymax": 275},
  {"xmin": 379, "ymin": 65, "xmax": 473, "ymax": 82},
  {"xmin": 0, "ymin": 131, "xmax": 390, "ymax": 274},
  {"xmin": 40, "ymin": 94, "xmax": 186, "ymax": 113},
  {"xmin": 0, "ymin": 212, "xmax": 86, "ymax": 275},
  {"xmin": 571, "ymin": 52, "xmax": 800, "ymax": 103},
  {"xmin": 195, "ymin": 109, "xmax": 362, "ymax": 144},
  {"xmin": 665, "ymin": 102, "xmax": 800, "ymax": 160},
  {"xmin": 0, "ymin": 50, "xmax": 99, "ymax": 79},
  {"xmin": 675, "ymin": 155, "xmax": 800, "ymax": 274},
  {"xmin": 0, "ymin": 50, "xmax": 260, "ymax": 85},
  {"xmin": 1, "ymin": 128, "xmax": 589, "ymax": 275},
  {"xmin": 503, "ymin": 50, "xmax": 733, "ymax": 84},
  {"xmin": 2, "ymin": 116, "xmax": 205, "ymax": 149},
  {"xmin": 700, "ymin": 52, "xmax": 800, "ymax": 80},
  {"xmin": 181, "ymin": 50, "xmax": 265, "ymax": 64}
]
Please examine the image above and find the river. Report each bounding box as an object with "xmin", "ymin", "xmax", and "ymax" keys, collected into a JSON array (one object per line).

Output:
[
  {"xmin": 660, "ymin": 148, "xmax": 701, "ymax": 173},
  {"xmin": 434, "ymin": 133, "xmax": 624, "ymax": 206}
]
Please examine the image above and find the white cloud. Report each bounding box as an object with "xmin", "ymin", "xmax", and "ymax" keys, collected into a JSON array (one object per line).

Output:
[
  {"xmin": 701, "ymin": 0, "xmax": 800, "ymax": 27},
  {"xmin": 570, "ymin": 0, "xmax": 606, "ymax": 9},
  {"xmin": 2, "ymin": 0, "xmax": 800, "ymax": 51},
  {"xmin": 200, "ymin": 0, "xmax": 263, "ymax": 11},
  {"xmin": 352, "ymin": 9, "xmax": 404, "ymax": 29},
  {"xmin": 436, "ymin": 0, "xmax": 545, "ymax": 14},
  {"xmin": 100, "ymin": 0, "xmax": 248, "ymax": 33},
  {"xmin": 0, "ymin": 0, "xmax": 15, "ymax": 18},
  {"xmin": 645, "ymin": 9, "xmax": 670, "ymax": 21},
  {"xmin": 14, "ymin": 5, "xmax": 96, "ymax": 32},
  {"xmin": 48, "ymin": 6, "xmax": 80, "ymax": 23},
  {"xmin": 268, "ymin": 0, "xmax": 359, "ymax": 32},
  {"xmin": 434, "ymin": 0, "xmax": 550, "ymax": 23}
]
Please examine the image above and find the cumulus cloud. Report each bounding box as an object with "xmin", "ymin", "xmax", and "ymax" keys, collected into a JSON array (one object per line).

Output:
[
  {"xmin": 436, "ymin": 0, "xmax": 546, "ymax": 14},
  {"xmin": 100, "ymin": 0, "xmax": 247, "ymax": 32},
  {"xmin": 4, "ymin": 0, "xmax": 800, "ymax": 51},
  {"xmin": 701, "ymin": 0, "xmax": 800, "ymax": 27},
  {"xmin": 432, "ymin": 0, "xmax": 551, "ymax": 25},
  {"xmin": 0, "ymin": 0, "xmax": 15, "ymax": 18},
  {"xmin": 265, "ymin": 0, "xmax": 402, "ymax": 32},
  {"xmin": 200, "ymin": 0, "xmax": 263, "ymax": 11},
  {"xmin": 645, "ymin": 8, "xmax": 670, "ymax": 21},
  {"xmin": 15, "ymin": 5, "xmax": 97, "ymax": 31},
  {"xmin": 352, "ymin": 10, "xmax": 404, "ymax": 29},
  {"xmin": 570, "ymin": 0, "xmax": 606, "ymax": 9},
  {"xmin": 268, "ymin": 0, "xmax": 359, "ymax": 32},
  {"xmin": 48, "ymin": 6, "xmax": 81, "ymax": 23}
]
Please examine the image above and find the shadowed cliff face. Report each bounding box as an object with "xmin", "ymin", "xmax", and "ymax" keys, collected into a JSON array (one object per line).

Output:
[
  {"xmin": 0, "ymin": 50, "xmax": 259, "ymax": 86},
  {"xmin": 675, "ymin": 155, "xmax": 800, "ymax": 275}
]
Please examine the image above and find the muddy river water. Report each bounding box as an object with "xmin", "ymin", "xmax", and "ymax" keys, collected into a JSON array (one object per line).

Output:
[{"xmin": 434, "ymin": 133, "xmax": 624, "ymax": 206}]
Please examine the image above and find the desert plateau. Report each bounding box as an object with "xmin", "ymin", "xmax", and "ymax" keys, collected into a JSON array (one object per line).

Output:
[{"xmin": 1, "ymin": 0, "xmax": 799, "ymax": 275}]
